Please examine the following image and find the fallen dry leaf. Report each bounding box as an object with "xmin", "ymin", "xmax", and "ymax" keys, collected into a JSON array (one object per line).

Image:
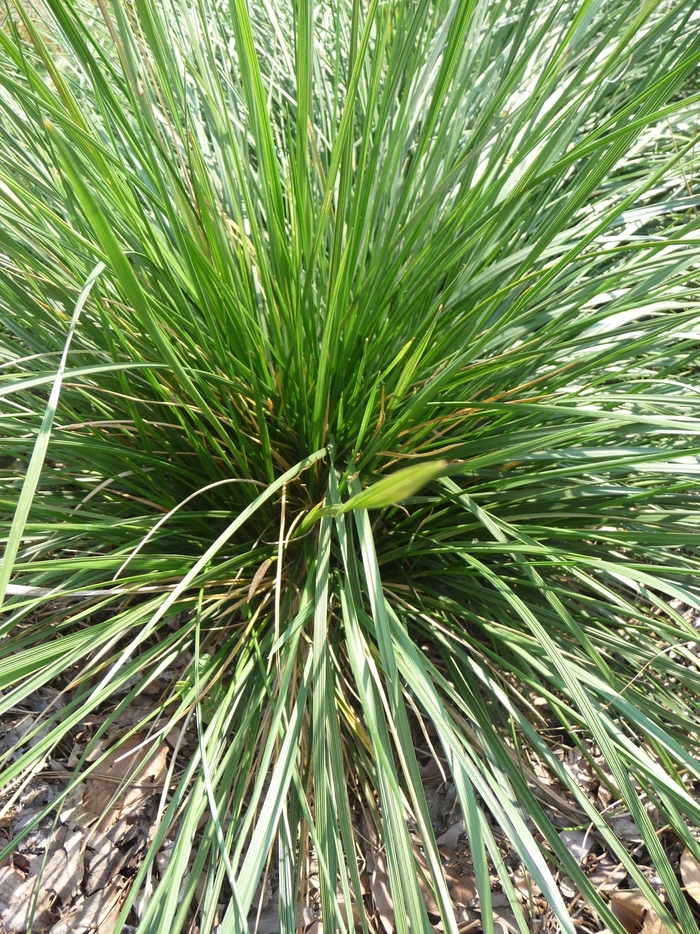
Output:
[
  {"xmin": 410, "ymin": 833, "xmax": 476, "ymax": 917},
  {"xmin": 411, "ymin": 841, "xmax": 439, "ymax": 915},
  {"xmin": 0, "ymin": 831, "xmax": 84, "ymax": 933},
  {"xmin": 436, "ymin": 819, "xmax": 464, "ymax": 849},
  {"xmin": 447, "ymin": 875, "xmax": 477, "ymax": 907},
  {"xmin": 559, "ymin": 828, "xmax": 597, "ymax": 863},
  {"xmin": 49, "ymin": 884, "xmax": 123, "ymax": 934},
  {"xmin": 587, "ymin": 857, "xmax": 627, "ymax": 892},
  {"xmin": 512, "ymin": 869, "xmax": 541, "ymax": 901},
  {"xmin": 245, "ymin": 908, "xmax": 279, "ymax": 934},
  {"xmin": 335, "ymin": 885, "xmax": 364, "ymax": 930},
  {"xmin": 0, "ymin": 867, "xmax": 25, "ymax": 911},
  {"xmin": 493, "ymin": 908, "xmax": 520, "ymax": 934},
  {"xmin": 610, "ymin": 816, "xmax": 643, "ymax": 844},
  {"xmin": 419, "ymin": 759, "xmax": 446, "ymax": 786},
  {"xmin": 370, "ymin": 848, "xmax": 394, "ymax": 933},
  {"xmin": 610, "ymin": 891, "xmax": 646, "ymax": 934},
  {"xmin": 84, "ymin": 830, "xmax": 126, "ymax": 896},
  {"xmin": 362, "ymin": 814, "xmax": 394, "ymax": 934},
  {"xmin": 643, "ymin": 917, "xmax": 670, "ymax": 934},
  {"xmin": 83, "ymin": 734, "xmax": 168, "ymax": 835},
  {"xmin": 609, "ymin": 890, "xmax": 671, "ymax": 934},
  {"xmin": 680, "ymin": 847, "xmax": 700, "ymax": 907}
]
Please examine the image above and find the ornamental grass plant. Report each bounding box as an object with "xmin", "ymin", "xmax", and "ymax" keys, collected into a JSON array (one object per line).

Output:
[{"xmin": 1, "ymin": 0, "xmax": 700, "ymax": 930}]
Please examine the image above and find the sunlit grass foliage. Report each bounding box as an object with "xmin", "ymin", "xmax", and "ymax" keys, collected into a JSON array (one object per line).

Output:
[{"xmin": 2, "ymin": 0, "xmax": 700, "ymax": 930}]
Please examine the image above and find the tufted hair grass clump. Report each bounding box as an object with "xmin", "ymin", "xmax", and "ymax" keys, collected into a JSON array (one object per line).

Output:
[{"xmin": 2, "ymin": 0, "xmax": 700, "ymax": 931}]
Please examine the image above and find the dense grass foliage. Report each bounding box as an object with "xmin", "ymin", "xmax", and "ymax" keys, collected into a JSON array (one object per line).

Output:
[{"xmin": 2, "ymin": 0, "xmax": 700, "ymax": 930}]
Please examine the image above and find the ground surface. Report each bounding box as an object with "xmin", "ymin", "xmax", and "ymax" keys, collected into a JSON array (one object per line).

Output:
[{"xmin": 2, "ymin": 601, "xmax": 700, "ymax": 934}]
